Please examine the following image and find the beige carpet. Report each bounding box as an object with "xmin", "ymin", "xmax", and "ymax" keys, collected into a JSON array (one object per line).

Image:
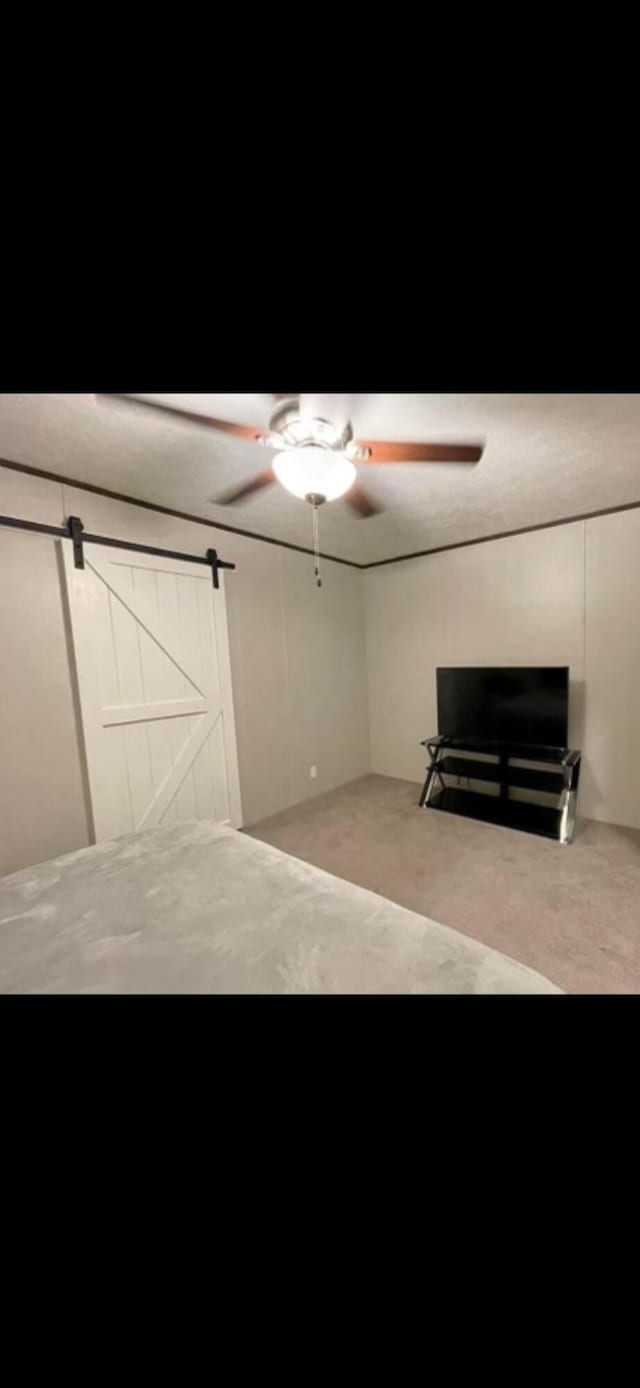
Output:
[{"xmin": 245, "ymin": 774, "xmax": 640, "ymax": 994}]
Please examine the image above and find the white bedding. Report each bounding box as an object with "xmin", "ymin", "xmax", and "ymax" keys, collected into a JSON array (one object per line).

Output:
[{"xmin": 0, "ymin": 821, "xmax": 562, "ymax": 994}]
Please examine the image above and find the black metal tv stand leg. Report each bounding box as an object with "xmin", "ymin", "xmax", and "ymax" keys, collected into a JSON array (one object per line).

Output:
[
  {"xmin": 419, "ymin": 738, "xmax": 446, "ymax": 809},
  {"xmin": 559, "ymin": 750, "xmax": 581, "ymax": 845},
  {"xmin": 418, "ymin": 763, "xmax": 435, "ymax": 808}
]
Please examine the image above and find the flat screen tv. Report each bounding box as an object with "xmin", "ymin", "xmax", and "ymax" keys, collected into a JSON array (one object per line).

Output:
[{"xmin": 436, "ymin": 667, "xmax": 569, "ymax": 748}]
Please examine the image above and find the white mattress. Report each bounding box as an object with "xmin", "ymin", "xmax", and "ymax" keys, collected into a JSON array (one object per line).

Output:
[{"xmin": 0, "ymin": 821, "xmax": 562, "ymax": 994}]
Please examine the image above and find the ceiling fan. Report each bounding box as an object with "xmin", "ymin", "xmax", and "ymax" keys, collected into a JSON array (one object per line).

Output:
[
  {"xmin": 98, "ymin": 393, "xmax": 484, "ymax": 520},
  {"xmin": 98, "ymin": 393, "xmax": 484, "ymax": 588}
]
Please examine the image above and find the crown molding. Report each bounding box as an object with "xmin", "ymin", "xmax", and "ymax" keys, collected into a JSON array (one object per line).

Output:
[{"xmin": 3, "ymin": 455, "xmax": 640, "ymax": 572}]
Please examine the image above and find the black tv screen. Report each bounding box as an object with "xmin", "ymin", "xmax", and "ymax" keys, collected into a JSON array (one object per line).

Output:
[{"xmin": 436, "ymin": 667, "xmax": 569, "ymax": 748}]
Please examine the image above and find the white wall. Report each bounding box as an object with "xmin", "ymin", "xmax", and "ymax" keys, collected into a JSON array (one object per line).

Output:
[
  {"xmin": 365, "ymin": 512, "xmax": 640, "ymax": 830},
  {"xmin": 583, "ymin": 510, "xmax": 640, "ymax": 827},
  {"xmin": 0, "ymin": 466, "xmax": 369, "ymax": 876}
]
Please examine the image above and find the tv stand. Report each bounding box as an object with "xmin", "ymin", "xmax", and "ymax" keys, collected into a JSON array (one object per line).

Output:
[{"xmin": 418, "ymin": 736, "xmax": 581, "ymax": 844}]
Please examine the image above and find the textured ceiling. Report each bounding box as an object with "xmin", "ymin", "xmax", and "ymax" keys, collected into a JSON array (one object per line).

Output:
[{"xmin": 1, "ymin": 393, "xmax": 640, "ymax": 564}]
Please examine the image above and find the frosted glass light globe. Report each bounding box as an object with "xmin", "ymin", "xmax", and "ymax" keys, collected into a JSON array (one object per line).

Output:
[{"xmin": 272, "ymin": 446, "xmax": 356, "ymax": 502}]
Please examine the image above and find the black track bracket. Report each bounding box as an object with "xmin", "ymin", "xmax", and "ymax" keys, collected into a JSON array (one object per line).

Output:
[
  {"xmin": 207, "ymin": 548, "xmax": 220, "ymax": 589},
  {"xmin": 68, "ymin": 516, "xmax": 85, "ymax": 569}
]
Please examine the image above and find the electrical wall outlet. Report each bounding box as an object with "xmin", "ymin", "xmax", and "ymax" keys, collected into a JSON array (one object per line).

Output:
[{"xmin": 310, "ymin": 765, "xmax": 318, "ymax": 779}]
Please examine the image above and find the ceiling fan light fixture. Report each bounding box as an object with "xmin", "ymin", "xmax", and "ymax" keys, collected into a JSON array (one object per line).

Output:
[{"xmin": 272, "ymin": 446, "xmax": 357, "ymax": 503}]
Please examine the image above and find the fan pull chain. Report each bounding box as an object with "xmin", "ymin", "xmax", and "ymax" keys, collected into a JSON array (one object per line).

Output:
[{"xmin": 312, "ymin": 504, "xmax": 322, "ymax": 588}]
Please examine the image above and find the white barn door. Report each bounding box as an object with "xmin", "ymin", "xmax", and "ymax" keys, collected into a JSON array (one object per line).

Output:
[{"xmin": 63, "ymin": 541, "xmax": 242, "ymax": 842}]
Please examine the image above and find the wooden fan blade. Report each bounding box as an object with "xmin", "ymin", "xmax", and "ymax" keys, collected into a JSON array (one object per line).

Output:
[
  {"xmin": 97, "ymin": 394, "xmax": 266, "ymax": 443},
  {"xmin": 212, "ymin": 469, "xmax": 276, "ymax": 505},
  {"xmin": 346, "ymin": 483, "xmax": 381, "ymax": 518},
  {"xmin": 358, "ymin": 440, "xmax": 484, "ymax": 464}
]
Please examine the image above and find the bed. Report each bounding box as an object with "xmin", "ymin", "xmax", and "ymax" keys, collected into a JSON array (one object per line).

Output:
[{"xmin": 0, "ymin": 821, "xmax": 561, "ymax": 994}]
